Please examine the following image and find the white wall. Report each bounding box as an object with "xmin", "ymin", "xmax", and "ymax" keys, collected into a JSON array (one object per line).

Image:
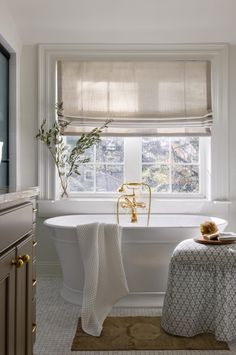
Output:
[
  {"xmin": 0, "ymin": 0, "xmax": 22, "ymax": 190},
  {"xmin": 20, "ymin": 45, "xmax": 38, "ymax": 187},
  {"xmin": 7, "ymin": 0, "xmax": 236, "ymax": 45},
  {"xmin": 0, "ymin": 0, "xmax": 21, "ymax": 53},
  {"xmin": 229, "ymin": 46, "xmax": 236, "ymax": 233}
]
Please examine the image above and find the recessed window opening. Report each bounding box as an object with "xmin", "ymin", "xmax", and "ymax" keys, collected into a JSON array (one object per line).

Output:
[{"xmin": 56, "ymin": 58, "xmax": 212, "ymax": 198}]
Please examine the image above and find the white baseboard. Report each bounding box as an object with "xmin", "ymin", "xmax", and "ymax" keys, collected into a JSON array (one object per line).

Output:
[
  {"xmin": 37, "ymin": 263, "xmax": 165, "ymax": 308},
  {"xmin": 61, "ymin": 282, "xmax": 165, "ymax": 308},
  {"xmin": 115, "ymin": 292, "xmax": 165, "ymax": 308}
]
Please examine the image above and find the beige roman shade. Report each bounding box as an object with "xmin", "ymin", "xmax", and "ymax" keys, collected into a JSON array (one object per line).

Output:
[{"xmin": 57, "ymin": 60, "xmax": 212, "ymax": 136}]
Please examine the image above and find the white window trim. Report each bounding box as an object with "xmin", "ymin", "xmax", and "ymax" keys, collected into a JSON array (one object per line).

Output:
[{"xmin": 38, "ymin": 43, "xmax": 229, "ymax": 207}]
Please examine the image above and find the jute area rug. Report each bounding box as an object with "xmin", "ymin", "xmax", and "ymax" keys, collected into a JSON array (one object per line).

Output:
[{"xmin": 71, "ymin": 316, "xmax": 229, "ymax": 351}]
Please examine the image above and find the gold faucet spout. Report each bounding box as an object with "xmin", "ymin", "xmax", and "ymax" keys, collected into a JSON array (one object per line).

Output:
[
  {"xmin": 116, "ymin": 182, "xmax": 151, "ymax": 226},
  {"xmin": 131, "ymin": 208, "xmax": 138, "ymax": 223}
]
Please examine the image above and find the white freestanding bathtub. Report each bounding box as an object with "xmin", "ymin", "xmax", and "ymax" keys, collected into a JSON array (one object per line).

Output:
[{"xmin": 44, "ymin": 214, "xmax": 227, "ymax": 308}]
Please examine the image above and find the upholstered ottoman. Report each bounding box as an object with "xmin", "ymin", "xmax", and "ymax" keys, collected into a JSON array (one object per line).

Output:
[{"xmin": 161, "ymin": 238, "xmax": 236, "ymax": 341}]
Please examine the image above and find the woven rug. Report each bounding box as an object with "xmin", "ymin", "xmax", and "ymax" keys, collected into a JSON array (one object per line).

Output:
[{"xmin": 71, "ymin": 316, "xmax": 229, "ymax": 351}]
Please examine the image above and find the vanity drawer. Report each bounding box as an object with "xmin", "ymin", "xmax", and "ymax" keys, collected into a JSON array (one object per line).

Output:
[{"xmin": 0, "ymin": 203, "xmax": 33, "ymax": 252}]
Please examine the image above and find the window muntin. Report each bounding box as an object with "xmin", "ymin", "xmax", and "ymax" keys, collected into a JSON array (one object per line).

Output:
[{"xmin": 65, "ymin": 136, "xmax": 205, "ymax": 196}]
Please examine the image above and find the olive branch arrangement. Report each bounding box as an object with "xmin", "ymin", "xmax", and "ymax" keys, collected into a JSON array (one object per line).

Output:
[{"xmin": 36, "ymin": 103, "xmax": 111, "ymax": 198}]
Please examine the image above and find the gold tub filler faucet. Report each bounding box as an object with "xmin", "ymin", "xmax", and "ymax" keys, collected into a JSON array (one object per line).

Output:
[{"xmin": 117, "ymin": 182, "xmax": 151, "ymax": 226}]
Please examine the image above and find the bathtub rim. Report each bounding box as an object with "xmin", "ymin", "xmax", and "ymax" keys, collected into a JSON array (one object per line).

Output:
[{"xmin": 43, "ymin": 213, "xmax": 228, "ymax": 230}]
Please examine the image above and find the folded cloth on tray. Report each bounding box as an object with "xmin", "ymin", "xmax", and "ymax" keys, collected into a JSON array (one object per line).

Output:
[{"xmin": 218, "ymin": 232, "xmax": 236, "ymax": 241}]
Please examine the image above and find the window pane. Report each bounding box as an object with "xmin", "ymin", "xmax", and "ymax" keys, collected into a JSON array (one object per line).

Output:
[
  {"xmin": 66, "ymin": 137, "xmax": 124, "ymax": 193},
  {"xmin": 96, "ymin": 164, "xmax": 123, "ymax": 192},
  {"xmin": 172, "ymin": 165, "xmax": 199, "ymax": 193},
  {"xmin": 142, "ymin": 137, "xmax": 169, "ymax": 163},
  {"xmin": 68, "ymin": 165, "xmax": 94, "ymax": 192},
  {"xmin": 171, "ymin": 137, "xmax": 199, "ymax": 163},
  {"xmin": 66, "ymin": 136, "xmax": 94, "ymax": 161},
  {"xmin": 96, "ymin": 137, "xmax": 124, "ymax": 163},
  {"xmin": 142, "ymin": 137, "xmax": 200, "ymax": 194},
  {"xmin": 142, "ymin": 164, "xmax": 170, "ymax": 192}
]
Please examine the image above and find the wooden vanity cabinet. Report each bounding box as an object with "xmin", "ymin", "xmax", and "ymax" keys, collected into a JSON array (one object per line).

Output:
[
  {"xmin": 0, "ymin": 200, "xmax": 36, "ymax": 355},
  {"xmin": 0, "ymin": 248, "xmax": 15, "ymax": 355}
]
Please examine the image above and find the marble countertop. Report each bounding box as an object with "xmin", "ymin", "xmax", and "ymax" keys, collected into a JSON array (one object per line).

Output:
[{"xmin": 0, "ymin": 187, "xmax": 39, "ymax": 210}]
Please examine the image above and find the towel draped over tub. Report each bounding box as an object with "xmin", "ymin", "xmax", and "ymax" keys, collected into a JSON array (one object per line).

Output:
[{"xmin": 77, "ymin": 223, "xmax": 129, "ymax": 336}]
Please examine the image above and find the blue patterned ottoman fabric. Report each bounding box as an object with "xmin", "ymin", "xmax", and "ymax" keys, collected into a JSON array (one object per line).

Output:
[{"xmin": 161, "ymin": 239, "xmax": 236, "ymax": 341}]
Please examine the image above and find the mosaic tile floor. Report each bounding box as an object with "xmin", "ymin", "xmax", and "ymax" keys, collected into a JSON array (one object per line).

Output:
[{"xmin": 34, "ymin": 278, "xmax": 236, "ymax": 355}]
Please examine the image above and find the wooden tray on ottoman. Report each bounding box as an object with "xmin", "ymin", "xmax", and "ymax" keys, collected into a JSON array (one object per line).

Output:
[{"xmin": 194, "ymin": 236, "xmax": 236, "ymax": 245}]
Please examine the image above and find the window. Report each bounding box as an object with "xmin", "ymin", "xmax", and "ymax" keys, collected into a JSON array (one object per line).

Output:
[
  {"xmin": 65, "ymin": 136, "xmax": 208, "ymax": 197},
  {"xmin": 59, "ymin": 55, "xmax": 211, "ymax": 198},
  {"xmin": 38, "ymin": 44, "xmax": 228, "ymax": 204}
]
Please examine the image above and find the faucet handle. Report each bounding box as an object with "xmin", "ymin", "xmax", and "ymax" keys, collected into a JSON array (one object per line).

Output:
[
  {"xmin": 120, "ymin": 201, "xmax": 127, "ymax": 208},
  {"xmin": 136, "ymin": 201, "xmax": 146, "ymax": 208}
]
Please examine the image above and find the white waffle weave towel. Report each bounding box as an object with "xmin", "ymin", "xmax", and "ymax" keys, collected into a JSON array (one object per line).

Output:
[{"xmin": 77, "ymin": 223, "xmax": 129, "ymax": 336}]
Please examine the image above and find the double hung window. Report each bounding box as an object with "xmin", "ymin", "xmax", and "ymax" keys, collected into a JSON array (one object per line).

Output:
[
  {"xmin": 65, "ymin": 135, "xmax": 208, "ymax": 197},
  {"xmin": 38, "ymin": 44, "xmax": 229, "ymax": 202},
  {"xmin": 59, "ymin": 59, "xmax": 211, "ymax": 197}
]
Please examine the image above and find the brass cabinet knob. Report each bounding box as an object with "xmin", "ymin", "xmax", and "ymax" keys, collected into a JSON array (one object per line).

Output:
[
  {"xmin": 12, "ymin": 258, "xmax": 24, "ymax": 268},
  {"xmin": 33, "ymin": 241, "xmax": 38, "ymax": 247},
  {"xmin": 32, "ymin": 323, "xmax": 37, "ymax": 333},
  {"xmin": 21, "ymin": 254, "xmax": 30, "ymax": 263},
  {"xmin": 32, "ymin": 279, "xmax": 37, "ymax": 286},
  {"xmin": 32, "ymin": 208, "xmax": 38, "ymax": 213}
]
